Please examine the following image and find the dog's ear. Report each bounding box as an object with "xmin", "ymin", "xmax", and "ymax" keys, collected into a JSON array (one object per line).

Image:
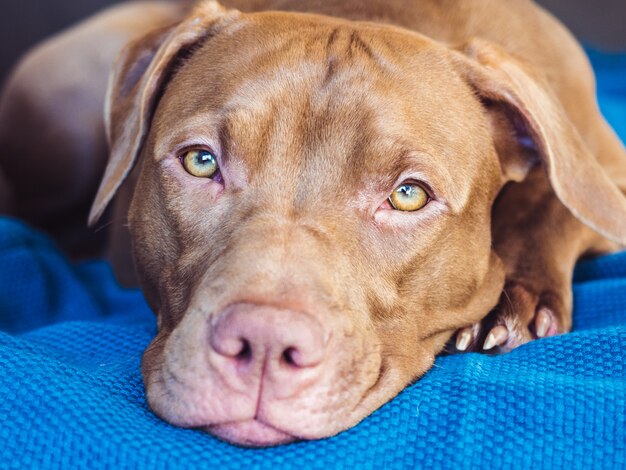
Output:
[
  {"xmin": 88, "ymin": 1, "xmax": 237, "ymax": 226},
  {"xmin": 451, "ymin": 39, "xmax": 626, "ymax": 245}
]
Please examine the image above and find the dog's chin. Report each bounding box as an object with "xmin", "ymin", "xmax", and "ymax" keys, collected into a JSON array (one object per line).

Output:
[{"xmin": 206, "ymin": 420, "xmax": 297, "ymax": 447}]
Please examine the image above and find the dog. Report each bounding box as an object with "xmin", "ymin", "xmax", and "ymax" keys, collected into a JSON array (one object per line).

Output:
[{"xmin": 1, "ymin": 0, "xmax": 626, "ymax": 447}]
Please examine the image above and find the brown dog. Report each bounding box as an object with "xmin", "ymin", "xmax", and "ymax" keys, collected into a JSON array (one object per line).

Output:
[{"xmin": 1, "ymin": 0, "xmax": 626, "ymax": 447}]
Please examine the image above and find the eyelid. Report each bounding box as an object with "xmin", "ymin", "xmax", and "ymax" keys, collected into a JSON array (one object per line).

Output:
[
  {"xmin": 392, "ymin": 175, "xmax": 437, "ymax": 202},
  {"xmin": 175, "ymin": 143, "xmax": 219, "ymax": 158},
  {"xmin": 156, "ymin": 124, "xmax": 218, "ymax": 154}
]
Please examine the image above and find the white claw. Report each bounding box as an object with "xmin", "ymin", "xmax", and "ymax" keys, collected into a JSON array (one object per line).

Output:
[
  {"xmin": 483, "ymin": 325, "xmax": 509, "ymax": 350},
  {"xmin": 456, "ymin": 328, "xmax": 473, "ymax": 351},
  {"xmin": 535, "ymin": 308, "xmax": 552, "ymax": 337}
]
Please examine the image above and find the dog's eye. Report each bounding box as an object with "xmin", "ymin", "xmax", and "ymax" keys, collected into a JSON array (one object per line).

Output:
[
  {"xmin": 388, "ymin": 183, "xmax": 429, "ymax": 211},
  {"xmin": 180, "ymin": 149, "xmax": 219, "ymax": 178}
]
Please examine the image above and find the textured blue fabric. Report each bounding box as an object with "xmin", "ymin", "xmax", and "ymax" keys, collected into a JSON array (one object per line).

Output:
[{"xmin": 1, "ymin": 50, "xmax": 626, "ymax": 469}]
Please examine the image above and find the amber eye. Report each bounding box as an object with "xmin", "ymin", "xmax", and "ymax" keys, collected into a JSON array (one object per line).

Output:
[
  {"xmin": 180, "ymin": 149, "xmax": 219, "ymax": 178},
  {"xmin": 389, "ymin": 183, "xmax": 429, "ymax": 211}
]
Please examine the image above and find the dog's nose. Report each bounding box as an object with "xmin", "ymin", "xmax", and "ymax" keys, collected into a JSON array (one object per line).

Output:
[{"xmin": 210, "ymin": 304, "xmax": 329, "ymax": 390}]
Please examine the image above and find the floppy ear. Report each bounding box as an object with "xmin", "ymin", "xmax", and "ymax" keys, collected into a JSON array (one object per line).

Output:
[
  {"xmin": 451, "ymin": 39, "xmax": 626, "ymax": 245},
  {"xmin": 88, "ymin": 0, "xmax": 237, "ymax": 226}
]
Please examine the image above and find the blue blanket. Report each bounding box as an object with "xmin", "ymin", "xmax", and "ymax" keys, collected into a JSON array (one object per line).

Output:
[{"xmin": 1, "ymin": 50, "xmax": 626, "ymax": 469}]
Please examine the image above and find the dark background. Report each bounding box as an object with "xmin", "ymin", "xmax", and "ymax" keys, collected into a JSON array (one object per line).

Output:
[{"xmin": 1, "ymin": 0, "xmax": 626, "ymax": 83}]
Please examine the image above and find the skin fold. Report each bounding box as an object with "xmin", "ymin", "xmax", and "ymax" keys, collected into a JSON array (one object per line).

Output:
[{"xmin": 1, "ymin": 0, "xmax": 626, "ymax": 446}]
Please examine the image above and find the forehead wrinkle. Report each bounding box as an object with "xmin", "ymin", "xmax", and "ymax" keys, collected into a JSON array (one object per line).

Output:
[
  {"xmin": 390, "ymin": 152, "xmax": 453, "ymax": 199},
  {"xmin": 322, "ymin": 26, "xmax": 394, "ymax": 87},
  {"xmin": 347, "ymin": 30, "xmax": 376, "ymax": 61},
  {"xmin": 166, "ymin": 16, "xmax": 477, "ymax": 215}
]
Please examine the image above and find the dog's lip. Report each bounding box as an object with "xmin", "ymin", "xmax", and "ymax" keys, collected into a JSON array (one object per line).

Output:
[{"xmin": 206, "ymin": 419, "xmax": 297, "ymax": 447}]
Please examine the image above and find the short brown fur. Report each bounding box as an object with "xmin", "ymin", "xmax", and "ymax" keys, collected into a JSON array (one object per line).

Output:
[{"xmin": 1, "ymin": 0, "xmax": 625, "ymax": 446}]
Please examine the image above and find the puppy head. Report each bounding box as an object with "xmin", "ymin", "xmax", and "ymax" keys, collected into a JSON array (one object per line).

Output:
[{"xmin": 90, "ymin": 1, "xmax": 626, "ymax": 446}]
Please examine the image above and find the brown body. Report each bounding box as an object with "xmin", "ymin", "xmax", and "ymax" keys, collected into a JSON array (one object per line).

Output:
[{"xmin": 1, "ymin": 0, "xmax": 626, "ymax": 446}]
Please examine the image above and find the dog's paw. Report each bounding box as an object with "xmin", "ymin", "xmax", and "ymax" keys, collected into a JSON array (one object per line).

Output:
[{"xmin": 454, "ymin": 281, "xmax": 569, "ymax": 353}]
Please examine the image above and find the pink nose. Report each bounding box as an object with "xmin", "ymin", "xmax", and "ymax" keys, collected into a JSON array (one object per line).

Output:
[{"xmin": 210, "ymin": 304, "xmax": 329, "ymax": 386}]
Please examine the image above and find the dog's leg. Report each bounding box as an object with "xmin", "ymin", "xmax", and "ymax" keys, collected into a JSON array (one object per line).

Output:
[
  {"xmin": 455, "ymin": 168, "xmax": 619, "ymax": 353},
  {"xmin": 449, "ymin": 37, "xmax": 626, "ymax": 353}
]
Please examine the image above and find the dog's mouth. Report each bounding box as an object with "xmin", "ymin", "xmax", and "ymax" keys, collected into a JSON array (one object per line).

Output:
[{"xmin": 206, "ymin": 419, "xmax": 296, "ymax": 447}]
